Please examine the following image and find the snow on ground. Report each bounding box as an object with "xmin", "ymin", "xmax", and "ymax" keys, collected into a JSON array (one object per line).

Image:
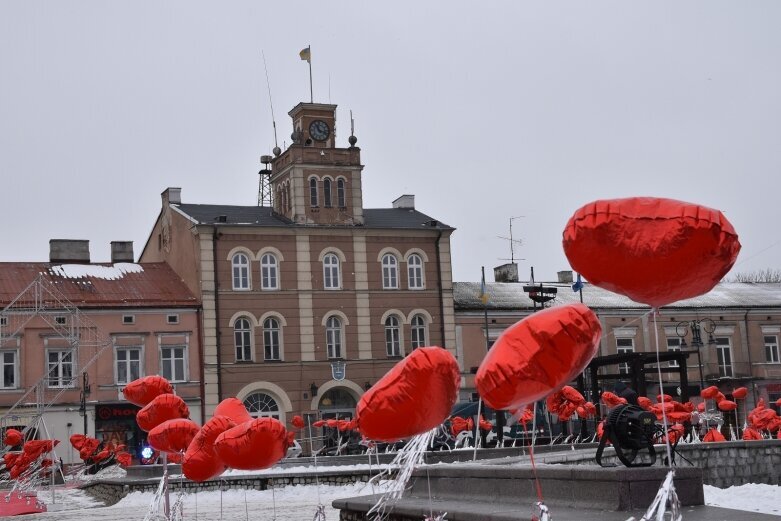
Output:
[
  {"xmin": 703, "ymin": 483, "xmax": 781, "ymax": 516},
  {"xmin": 28, "ymin": 480, "xmax": 393, "ymax": 520}
]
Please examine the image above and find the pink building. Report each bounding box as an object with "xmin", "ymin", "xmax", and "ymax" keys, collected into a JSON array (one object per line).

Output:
[{"xmin": 0, "ymin": 240, "xmax": 201, "ymax": 465}]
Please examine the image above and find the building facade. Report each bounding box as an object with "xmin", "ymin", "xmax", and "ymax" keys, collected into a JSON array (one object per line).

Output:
[
  {"xmin": 140, "ymin": 102, "xmax": 458, "ymax": 426},
  {"xmin": 455, "ymin": 272, "xmax": 781, "ymax": 419},
  {"xmin": 0, "ymin": 240, "xmax": 202, "ymax": 465}
]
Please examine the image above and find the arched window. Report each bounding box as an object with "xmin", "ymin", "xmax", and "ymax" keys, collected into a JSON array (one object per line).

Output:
[
  {"xmin": 323, "ymin": 253, "xmax": 341, "ymax": 289},
  {"xmin": 234, "ymin": 318, "xmax": 253, "ymax": 361},
  {"xmin": 263, "ymin": 317, "xmax": 281, "ymax": 360},
  {"xmin": 323, "ymin": 178, "xmax": 332, "ymax": 208},
  {"xmin": 260, "ymin": 253, "xmax": 279, "ymax": 290},
  {"xmin": 281, "ymin": 185, "xmax": 287, "ymax": 212},
  {"xmin": 381, "ymin": 254, "xmax": 398, "ymax": 289},
  {"xmin": 385, "ymin": 315, "xmax": 401, "ymax": 357},
  {"xmin": 337, "ymin": 178, "xmax": 346, "ymax": 208},
  {"xmin": 407, "ymin": 254, "xmax": 424, "ymax": 289},
  {"xmin": 326, "ymin": 316, "xmax": 343, "ymax": 359},
  {"xmin": 286, "ymin": 181, "xmax": 292, "ymax": 211},
  {"xmin": 309, "ymin": 178, "xmax": 318, "ymax": 207},
  {"xmin": 243, "ymin": 392, "xmax": 280, "ymax": 419},
  {"xmin": 411, "ymin": 314, "xmax": 427, "ymax": 350},
  {"xmin": 232, "ymin": 253, "xmax": 250, "ymax": 290}
]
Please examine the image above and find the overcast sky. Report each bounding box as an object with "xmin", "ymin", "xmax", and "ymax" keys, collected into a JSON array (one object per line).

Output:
[{"xmin": 2, "ymin": 2, "xmax": 779, "ymax": 283}]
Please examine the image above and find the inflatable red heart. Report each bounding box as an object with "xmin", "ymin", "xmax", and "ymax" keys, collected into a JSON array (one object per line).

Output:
[
  {"xmin": 122, "ymin": 375, "xmax": 173, "ymax": 407},
  {"xmin": 183, "ymin": 415, "xmax": 236, "ymax": 482},
  {"xmin": 562, "ymin": 197, "xmax": 740, "ymax": 308},
  {"xmin": 213, "ymin": 417, "xmax": 288, "ymax": 470},
  {"xmin": 137, "ymin": 394, "xmax": 190, "ymax": 432},
  {"xmin": 148, "ymin": 418, "xmax": 200, "ymax": 453},
  {"xmin": 476, "ymin": 303, "xmax": 601, "ymax": 410}
]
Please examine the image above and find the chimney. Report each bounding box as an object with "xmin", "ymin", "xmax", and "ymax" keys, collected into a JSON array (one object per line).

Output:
[
  {"xmin": 162, "ymin": 187, "xmax": 182, "ymax": 206},
  {"xmin": 557, "ymin": 270, "xmax": 574, "ymax": 284},
  {"xmin": 111, "ymin": 241, "xmax": 134, "ymax": 263},
  {"xmin": 392, "ymin": 194, "xmax": 415, "ymax": 209},
  {"xmin": 50, "ymin": 240, "xmax": 90, "ymax": 264},
  {"xmin": 494, "ymin": 263, "xmax": 519, "ymax": 283}
]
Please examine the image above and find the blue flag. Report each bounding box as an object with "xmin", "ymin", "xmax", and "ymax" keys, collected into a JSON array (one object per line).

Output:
[{"xmin": 572, "ymin": 273, "xmax": 585, "ymax": 292}]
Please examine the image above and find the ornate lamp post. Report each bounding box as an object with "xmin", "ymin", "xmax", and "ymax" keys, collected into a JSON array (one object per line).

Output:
[{"xmin": 676, "ymin": 318, "xmax": 717, "ymax": 390}]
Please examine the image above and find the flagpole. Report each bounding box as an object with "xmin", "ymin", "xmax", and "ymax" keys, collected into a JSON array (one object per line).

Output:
[
  {"xmin": 481, "ymin": 266, "xmax": 504, "ymax": 444},
  {"xmin": 308, "ymin": 44, "xmax": 313, "ymax": 103}
]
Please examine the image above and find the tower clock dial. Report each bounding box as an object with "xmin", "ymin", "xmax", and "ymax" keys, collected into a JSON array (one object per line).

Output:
[{"xmin": 309, "ymin": 120, "xmax": 330, "ymax": 141}]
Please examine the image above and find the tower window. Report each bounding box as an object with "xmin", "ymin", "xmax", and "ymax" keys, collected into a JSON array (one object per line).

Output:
[
  {"xmin": 323, "ymin": 179, "xmax": 332, "ymax": 208},
  {"xmin": 309, "ymin": 178, "xmax": 318, "ymax": 207},
  {"xmin": 337, "ymin": 179, "xmax": 346, "ymax": 208}
]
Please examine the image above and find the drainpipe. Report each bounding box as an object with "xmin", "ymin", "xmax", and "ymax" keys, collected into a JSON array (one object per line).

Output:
[
  {"xmin": 743, "ymin": 310, "xmax": 757, "ymax": 407},
  {"xmin": 196, "ymin": 307, "xmax": 206, "ymax": 426},
  {"xmin": 435, "ymin": 229, "xmax": 445, "ymax": 346},
  {"xmin": 213, "ymin": 227, "xmax": 223, "ymax": 402}
]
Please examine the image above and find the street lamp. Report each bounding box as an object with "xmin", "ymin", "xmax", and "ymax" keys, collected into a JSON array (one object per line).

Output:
[{"xmin": 676, "ymin": 318, "xmax": 717, "ymax": 390}]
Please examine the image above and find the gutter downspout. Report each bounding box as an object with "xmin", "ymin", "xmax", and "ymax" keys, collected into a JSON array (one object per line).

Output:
[
  {"xmin": 743, "ymin": 310, "xmax": 758, "ymax": 407},
  {"xmin": 213, "ymin": 227, "xmax": 223, "ymax": 402},
  {"xmin": 196, "ymin": 307, "xmax": 206, "ymax": 426},
  {"xmin": 435, "ymin": 229, "xmax": 445, "ymax": 346}
]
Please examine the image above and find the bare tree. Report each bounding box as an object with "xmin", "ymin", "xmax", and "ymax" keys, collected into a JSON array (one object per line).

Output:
[{"xmin": 729, "ymin": 268, "xmax": 781, "ymax": 283}]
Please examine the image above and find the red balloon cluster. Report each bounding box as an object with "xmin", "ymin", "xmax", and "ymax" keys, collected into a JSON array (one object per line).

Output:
[
  {"xmin": 3, "ymin": 428, "xmax": 23, "ymax": 447},
  {"xmin": 357, "ymin": 346, "xmax": 460, "ymax": 441},
  {"xmin": 449, "ymin": 416, "xmax": 474, "ymax": 436},
  {"xmin": 600, "ymin": 391, "xmax": 627, "ymax": 409},
  {"xmin": 547, "ymin": 386, "xmax": 595, "ymax": 420},
  {"xmin": 476, "ymin": 304, "xmax": 601, "ymax": 411},
  {"xmin": 3, "ymin": 438, "xmax": 61, "ymax": 479},
  {"xmin": 562, "ymin": 197, "xmax": 740, "ymax": 308},
  {"xmin": 70, "ymin": 434, "xmax": 133, "ymax": 468}
]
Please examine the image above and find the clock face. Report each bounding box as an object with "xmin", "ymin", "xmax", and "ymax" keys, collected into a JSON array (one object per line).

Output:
[{"xmin": 309, "ymin": 120, "xmax": 330, "ymax": 141}]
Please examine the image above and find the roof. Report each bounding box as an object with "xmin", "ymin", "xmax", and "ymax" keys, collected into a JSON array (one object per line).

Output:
[
  {"xmin": 0, "ymin": 262, "xmax": 198, "ymax": 309},
  {"xmin": 174, "ymin": 204, "xmax": 453, "ymax": 230},
  {"xmin": 454, "ymin": 281, "xmax": 781, "ymax": 311}
]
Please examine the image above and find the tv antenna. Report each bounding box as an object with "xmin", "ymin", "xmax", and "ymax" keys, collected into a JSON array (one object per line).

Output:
[
  {"xmin": 497, "ymin": 215, "xmax": 525, "ymax": 263},
  {"xmin": 258, "ymin": 51, "xmax": 279, "ymax": 208},
  {"xmin": 261, "ymin": 50, "xmax": 280, "ymax": 155}
]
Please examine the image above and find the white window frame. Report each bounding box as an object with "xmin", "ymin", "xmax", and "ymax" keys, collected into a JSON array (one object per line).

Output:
[
  {"xmin": 616, "ymin": 337, "xmax": 634, "ymax": 375},
  {"xmin": 337, "ymin": 178, "xmax": 346, "ymax": 207},
  {"xmin": 260, "ymin": 253, "xmax": 279, "ymax": 290},
  {"xmin": 243, "ymin": 392, "xmax": 281, "ymax": 420},
  {"xmin": 0, "ymin": 349, "xmax": 19, "ymax": 389},
  {"xmin": 764, "ymin": 335, "xmax": 780, "ymax": 364},
  {"xmin": 381, "ymin": 254, "xmax": 399, "ymax": 289},
  {"xmin": 234, "ymin": 318, "xmax": 253, "ymax": 362},
  {"xmin": 715, "ymin": 336, "xmax": 733, "ymax": 377},
  {"xmin": 232, "ymin": 253, "xmax": 251, "ymax": 290},
  {"xmin": 411, "ymin": 314, "xmax": 427, "ymax": 350},
  {"xmin": 166, "ymin": 314, "xmax": 179, "ymax": 325},
  {"xmin": 160, "ymin": 344, "xmax": 188, "ymax": 383},
  {"xmin": 46, "ymin": 349, "xmax": 75, "ymax": 388},
  {"xmin": 667, "ymin": 337, "xmax": 681, "ymax": 368},
  {"xmin": 263, "ymin": 317, "xmax": 282, "ymax": 361},
  {"xmin": 122, "ymin": 315, "xmax": 135, "ymax": 325},
  {"xmin": 326, "ymin": 316, "xmax": 343, "ymax": 359},
  {"xmin": 407, "ymin": 254, "xmax": 424, "ymax": 289},
  {"xmin": 385, "ymin": 315, "xmax": 401, "ymax": 357},
  {"xmin": 309, "ymin": 177, "xmax": 319, "ymax": 207},
  {"xmin": 323, "ymin": 253, "xmax": 341, "ymax": 290},
  {"xmin": 115, "ymin": 345, "xmax": 143, "ymax": 385}
]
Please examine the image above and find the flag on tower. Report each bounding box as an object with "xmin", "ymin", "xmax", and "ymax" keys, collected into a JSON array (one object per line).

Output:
[{"xmin": 299, "ymin": 46, "xmax": 311, "ymax": 63}]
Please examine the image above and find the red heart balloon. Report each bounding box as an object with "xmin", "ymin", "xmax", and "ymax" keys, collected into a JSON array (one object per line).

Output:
[
  {"xmin": 476, "ymin": 303, "xmax": 601, "ymax": 410},
  {"xmin": 563, "ymin": 197, "xmax": 740, "ymax": 308},
  {"xmin": 183, "ymin": 415, "xmax": 236, "ymax": 482},
  {"xmin": 213, "ymin": 417, "xmax": 288, "ymax": 470},
  {"xmin": 356, "ymin": 346, "xmax": 460, "ymax": 442}
]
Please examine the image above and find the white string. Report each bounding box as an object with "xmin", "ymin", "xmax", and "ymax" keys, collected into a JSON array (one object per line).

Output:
[
  {"xmin": 472, "ymin": 398, "xmax": 483, "ymax": 461},
  {"xmin": 652, "ymin": 310, "xmax": 674, "ymax": 467}
]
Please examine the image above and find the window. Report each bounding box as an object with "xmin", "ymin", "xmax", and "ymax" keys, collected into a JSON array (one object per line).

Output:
[
  {"xmin": 326, "ymin": 316, "xmax": 342, "ymax": 359},
  {"xmin": 116, "ymin": 347, "xmax": 141, "ymax": 385},
  {"xmin": 309, "ymin": 178, "xmax": 318, "ymax": 207},
  {"xmin": 281, "ymin": 187, "xmax": 287, "ymax": 213},
  {"xmin": 286, "ymin": 182, "xmax": 292, "ymax": 211},
  {"xmin": 263, "ymin": 318, "xmax": 281, "ymax": 361},
  {"xmin": 234, "ymin": 318, "xmax": 253, "ymax": 362},
  {"xmin": 337, "ymin": 178, "xmax": 346, "ymax": 207},
  {"xmin": 323, "ymin": 178, "xmax": 332, "ymax": 208},
  {"xmin": 716, "ymin": 337, "xmax": 733, "ymax": 377},
  {"xmin": 411, "ymin": 314, "xmax": 427, "ymax": 350},
  {"xmin": 232, "ymin": 253, "xmax": 250, "ymax": 290},
  {"xmin": 260, "ymin": 254, "xmax": 279, "ymax": 290},
  {"xmin": 47, "ymin": 350, "xmax": 74, "ymax": 388},
  {"xmin": 382, "ymin": 254, "xmax": 399, "ymax": 289},
  {"xmin": 122, "ymin": 315, "xmax": 135, "ymax": 325},
  {"xmin": 166, "ymin": 314, "xmax": 179, "ymax": 325},
  {"xmin": 323, "ymin": 253, "xmax": 341, "ymax": 289},
  {"xmin": 161, "ymin": 345, "xmax": 186, "ymax": 382},
  {"xmin": 764, "ymin": 335, "xmax": 779, "ymax": 364},
  {"xmin": 407, "ymin": 254, "xmax": 424, "ymax": 289},
  {"xmin": 243, "ymin": 392, "xmax": 280, "ymax": 420},
  {"xmin": 1, "ymin": 351, "xmax": 17, "ymax": 389},
  {"xmin": 667, "ymin": 337, "xmax": 681, "ymax": 368},
  {"xmin": 1, "ymin": 316, "xmax": 8, "ymax": 327},
  {"xmin": 616, "ymin": 338, "xmax": 634, "ymax": 375},
  {"xmin": 385, "ymin": 316, "xmax": 401, "ymax": 357},
  {"xmin": 55, "ymin": 316, "xmax": 67, "ymax": 325}
]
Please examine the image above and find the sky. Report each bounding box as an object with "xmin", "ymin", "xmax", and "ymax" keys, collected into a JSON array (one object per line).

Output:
[{"xmin": 1, "ymin": 2, "xmax": 780, "ymax": 283}]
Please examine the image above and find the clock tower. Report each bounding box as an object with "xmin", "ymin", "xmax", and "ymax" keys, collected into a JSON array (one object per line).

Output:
[{"xmin": 270, "ymin": 102, "xmax": 364, "ymax": 225}]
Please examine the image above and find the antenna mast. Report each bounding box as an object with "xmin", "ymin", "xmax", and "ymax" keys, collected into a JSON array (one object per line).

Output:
[
  {"xmin": 497, "ymin": 215, "xmax": 525, "ymax": 263},
  {"xmin": 258, "ymin": 50, "xmax": 279, "ymax": 207}
]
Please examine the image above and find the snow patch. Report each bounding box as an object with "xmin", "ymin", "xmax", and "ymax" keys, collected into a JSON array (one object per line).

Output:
[
  {"xmin": 704, "ymin": 483, "xmax": 781, "ymax": 515},
  {"xmin": 49, "ymin": 263, "xmax": 144, "ymax": 280}
]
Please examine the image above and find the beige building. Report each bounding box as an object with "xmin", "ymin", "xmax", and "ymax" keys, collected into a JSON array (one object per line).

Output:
[
  {"xmin": 140, "ymin": 102, "xmax": 458, "ymax": 426},
  {"xmin": 455, "ymin": 270, "xmax": 781, "ymax": 417}
]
